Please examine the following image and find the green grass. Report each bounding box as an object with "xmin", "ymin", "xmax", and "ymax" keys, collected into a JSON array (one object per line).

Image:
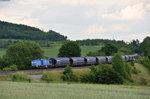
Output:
[
  {"xmin": 43, "ymin": 45, "xmax": 101, "ymax": 58},
  {"xmin": 131, "ymin": 63, "xmax": 150, "ymax": 85},
  {"xmin": 0, "ymin": 42, "xmax": 102, "ymax": 58},
  {"xmin": 0, "ymin": 48, "xmax": 6, "ymax": 57},
  {"xmin": 0, "ymin": 81, "xmax": 150, "ymax": 99},
  {"xmin": 81, "ymin": 45, "xmax": 101, "ymax": 56}
]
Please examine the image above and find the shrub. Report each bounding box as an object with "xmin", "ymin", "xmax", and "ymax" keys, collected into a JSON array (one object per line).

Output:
[
  {"xmin": 80, "ymin": 65, "xmax": 123, "ymax": 84},
  {"xmin": 80, "ymin": 66, "xmax": 95, "ymax": 83},
  {"xmin": 2, "ymin": 64, "xmax": 18, "ymax": 71},
  {"xmin": 10, "ymin": 72, "xmax": 31, "ymax": 82},
  {"xmin": 130, "ymin": 61, "xmax": 135, "ymax": 66},
  {"xmin": 94, "ymin": 65, "xmax": 123, "ymax": 84},
  {"xmin": 42, "ymin": 71, "xmax": 62, "ymax": 83},
  {"xmin": 10, "ymin": 64, "xmax": 18, "ymax": 71},
  {"xmin": 3, "ymin": 67, "xmax": 11, "ymax": 71},
  {"xmin": 61, "ymin": 66, "xmax": 77, "ymax": 82},
  {"xmin": 73, "ymin": 68, "xmax": 90, "ymax": 82}
]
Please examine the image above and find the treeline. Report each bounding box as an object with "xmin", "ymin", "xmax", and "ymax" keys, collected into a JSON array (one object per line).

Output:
[
  {"xmin": 0, "ymin": 20, "xmax": 67, "ymax": 41},
  {"xmin": 76, "ymin": 39, "xmax": 126, "ymax": 46}
]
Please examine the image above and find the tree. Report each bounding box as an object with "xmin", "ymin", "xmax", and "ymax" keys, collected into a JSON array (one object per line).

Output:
[
  {"xmin": 112, "ymin": 54, "xmax": 128, "ymax": 79},
  {"xmin": 143, "ymin": 44, "xmax": 150, "ymax": 59},
  {"xmin": 140, "ymin": 36, "xmax": 150, "ymax": 55},
  {"xmin": 129, "ymin": 39, "xmax": 140, "ymax": 53},
  {"xmin": 61, "ymin": 66, "xmax": 77, "ymax": 81},
  {"xmin": 3, "ymin": 41, "xmax": 44, "ymax": 70},
  {"xmin": 58, "ymin": 41, "xmax": 81, "ymax": 57},
  {"xmin": 100, "ymin": 44, "xmax": 118, "ymax": 56}
]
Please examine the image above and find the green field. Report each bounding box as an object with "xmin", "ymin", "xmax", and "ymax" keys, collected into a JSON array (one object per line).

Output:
[
  {"xmin": 0, "ymin": 81, "xmax": 150, "ymax": 99},
  {"xmin": 0, "ymin": 44, "xmax": 101, "ymax": 58},
  {"xmin": 43, "ymin": 45, "xmax": 101, "ymax": 58},
  {"xmin": 0, "ymin": 48, "xmax": 6, "ymax": 57}
]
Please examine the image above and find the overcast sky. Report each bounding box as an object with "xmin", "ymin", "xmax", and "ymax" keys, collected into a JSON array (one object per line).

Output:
[{"xmin": 0, "ymin": 0, "xmax": 150, "ymax": 42}]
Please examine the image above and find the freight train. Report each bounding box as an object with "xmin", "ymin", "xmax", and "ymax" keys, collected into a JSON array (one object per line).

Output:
[{"xmin": 31, "ymin": 54, "xmax": 139, "ymax": 68}]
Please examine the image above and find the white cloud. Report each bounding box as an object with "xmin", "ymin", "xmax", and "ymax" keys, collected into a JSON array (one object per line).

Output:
[
  {"xmin": 0, "ymin": 13, "xmax": 42, "ymax": 29},
  {"xmin": 129, "ymin": 33, "xmax": 150, "ymax": 41},
  {"xmin": 58, "ymin": 0, "xmax": 143, "ymax": 7},
  {"xmin": 0, "ymin": 0, "xmax": 150, "ymax": 42},
  {"xmin": 83, "ymin": 25, "xmax": 105, "ymax": 35},
  {"xmin": 102, "ymin": 3, "xmax": 146, "ymax": 20}
]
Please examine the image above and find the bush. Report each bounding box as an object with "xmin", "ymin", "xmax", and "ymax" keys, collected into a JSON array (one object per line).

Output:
[
  {"xmin": 42, "ymin": 71, "xmax": 62, "ymax": 83},
  {"xmin": 130, "ymin": 61, "xmax": 135, "ymax": 66},
  {"xmin": 80, "ymin": 66, "xmax": 95, "ymax": 83},
  {"xmin": 80, "ymin": 65, "xmax": 123, "ymax": 84},
  {"xmin": 10, "ymin": 64, "xmax": 18, "ymax": 71},
  {"xmin": 3, "ymin": 67, "xmax": 12, "ymax": 71},
  {"xmin": 73, "ymin": 69, "xmax": 90, "ymax": 82},
  {"xmin": 2, "ymin": 64, "xmax": 18, "ymax": 71},
  {"xmin": 61, "ymin": 66, "xmax": 77, "ymax": 82},
  {"xmin": 95, "ymin": 65, "xmax": 123, "ymax": 84},
  {"xmin": 10, "ymin": 72, "xmax": 31, "ymax": 82}
]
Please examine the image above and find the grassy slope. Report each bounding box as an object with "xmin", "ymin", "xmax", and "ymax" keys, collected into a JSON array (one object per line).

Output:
[
  {"xmin": 0, "ymin": 81, "xmax": 150, "ymax": 99},
  {"xmin": 131, "ymin": 63, "xmax": 150, "ymax": 85}
]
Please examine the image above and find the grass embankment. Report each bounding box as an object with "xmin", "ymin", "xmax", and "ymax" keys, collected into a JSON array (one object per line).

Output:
[
  {"xmin": 131, "ymin": 63, "xmax": 150, "ymax": 85},
  {"xmin": 0, "ymin": 81, "xmax": 150, "ymax": 99}
]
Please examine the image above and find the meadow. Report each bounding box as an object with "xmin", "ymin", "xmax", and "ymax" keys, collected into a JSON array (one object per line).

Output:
[
  {"xmin": 0, "ymin": 48, "xmax": 6, "ymax": 57},
  {"xmin": 43, "ymin": 44, "xmax": 101, "ymax": 58},
  {"xmin": 0, "ymin": 81, "xmax": 150, "ymax": 99},
  {"xmin": 0, "ymin": 43, "xmax": 101, "ymax": 58}
]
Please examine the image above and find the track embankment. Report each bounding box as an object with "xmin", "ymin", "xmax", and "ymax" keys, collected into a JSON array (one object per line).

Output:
[{"xmin": 0, "ymin": 66, "xmax": 90, "ymax": 75}]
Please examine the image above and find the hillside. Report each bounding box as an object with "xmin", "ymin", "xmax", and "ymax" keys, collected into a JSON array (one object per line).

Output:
[{"xmin": 0, "ymin": 20, "xmax": 67, "ymax": 41}]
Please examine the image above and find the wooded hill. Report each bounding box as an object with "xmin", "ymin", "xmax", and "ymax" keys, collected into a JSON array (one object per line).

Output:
[{"xmin": 0, "ymin": 20, "xmax": 67, "ymax": 41}]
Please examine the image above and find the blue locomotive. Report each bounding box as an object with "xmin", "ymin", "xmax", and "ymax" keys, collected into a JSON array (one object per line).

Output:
[
  {"xmin": 31, "ymin": 58, "xmax": 52, "ymax": 68},
  {"xmin": 31, "ymin": 54, "xmax": 139, "ymax": 68}
]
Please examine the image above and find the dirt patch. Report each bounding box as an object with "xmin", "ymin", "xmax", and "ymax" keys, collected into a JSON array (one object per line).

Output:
[{"xmin": 28, "ymin": 74, "xmax": 43, "ymax": 81}]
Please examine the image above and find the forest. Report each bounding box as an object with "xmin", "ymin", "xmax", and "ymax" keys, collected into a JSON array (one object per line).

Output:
[{"xmin": 0, "ymin": 20, "xmax": 67, "ymax": 41}]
